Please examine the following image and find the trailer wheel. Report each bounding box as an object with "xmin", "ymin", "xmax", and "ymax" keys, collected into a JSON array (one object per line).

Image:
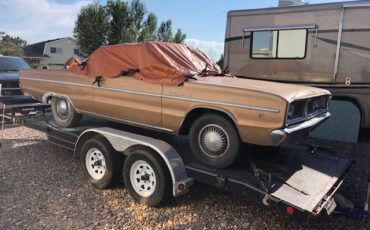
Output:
[
  {"xmin": 189, "ymin": 114, "xmax": 241, "ymax": 168},
  {"xmin": 51, "ymin": 97, "xmax": 81, "ymax": 127},
  {"xmin": 123, "ymin": 149, "xmax": 170, "ymax": 207},
  {"xmin": 80, "ymin": 137, "xmax": 122, "ymax": 189}
]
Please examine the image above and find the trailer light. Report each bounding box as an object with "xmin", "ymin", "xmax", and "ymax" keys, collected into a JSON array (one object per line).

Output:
[
  {"xmin": 286, "ymin": 206, "xmax": 295, "ymax": 216},
  {"xmin": 177, "ymin": 183, "xmax": 185, "ymax": 191}
]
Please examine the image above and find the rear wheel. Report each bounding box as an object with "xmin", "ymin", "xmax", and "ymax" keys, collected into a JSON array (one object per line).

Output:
[
  {"xmin": 80, "ymin": 137, "xmax": 123, "ymax": 189},
  {"xmin": 51, "ymin": 96, "xmax": 81, "ymax": 127},
  {"xmin": 189, "ymin": 114, "xmax": 241, "ymax": 168},
  {"xmin": 123, "ymin": 149, "xmax": 170, "ymax": 207}
]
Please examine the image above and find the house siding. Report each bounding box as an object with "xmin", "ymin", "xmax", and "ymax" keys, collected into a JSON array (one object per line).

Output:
[{"xmin": 40, "ymin": 38, "xmax": 83, "ymax": 66}]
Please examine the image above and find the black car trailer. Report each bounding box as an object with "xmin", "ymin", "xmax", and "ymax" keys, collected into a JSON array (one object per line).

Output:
[
  {"xmin": 1, "ymin": 99, "xmax": 369, "ymax": 220},
  {"xmin": 23, "ymin": 114, "xmax": 367, "ymax": 219}
]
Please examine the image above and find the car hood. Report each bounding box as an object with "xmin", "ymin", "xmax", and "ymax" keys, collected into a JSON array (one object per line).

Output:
[
  {"xmin": 0, "ymin": 71, "xmax": 19, "ymax": 82},
  {"xmin": 192, "ymin": 76, "xmax": 330, "ymax": 101}
]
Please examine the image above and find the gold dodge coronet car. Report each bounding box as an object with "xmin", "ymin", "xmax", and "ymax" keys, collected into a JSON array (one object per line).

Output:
[{"xmin": 19, "ymin": 42, "xmax": 331, "ymax": 168}]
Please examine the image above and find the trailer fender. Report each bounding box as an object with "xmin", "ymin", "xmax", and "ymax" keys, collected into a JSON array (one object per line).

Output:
[{"xmin": 75, "ymin": 127, "xmax": 193, "ymax": 197}]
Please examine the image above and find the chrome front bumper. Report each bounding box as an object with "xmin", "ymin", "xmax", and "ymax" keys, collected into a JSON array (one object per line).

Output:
[{"xmin": 268, "ymin": 112, "xmax": 331, "ymax": 146}]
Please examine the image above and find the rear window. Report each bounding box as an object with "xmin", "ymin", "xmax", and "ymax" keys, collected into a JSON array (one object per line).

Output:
[{"xmin": 0, "ymin": 57, "xmax": 31, "ymax": 72}]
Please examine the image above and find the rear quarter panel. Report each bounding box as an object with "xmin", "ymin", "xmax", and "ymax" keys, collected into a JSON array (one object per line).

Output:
[{"xmin": 19, "ymin": 69, "xmax": 93, "ymax": 112}]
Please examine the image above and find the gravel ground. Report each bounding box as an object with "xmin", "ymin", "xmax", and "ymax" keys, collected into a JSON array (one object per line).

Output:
[{"xmin": 0, "ymin": 126, "xmax": 369, "ymax": 230}]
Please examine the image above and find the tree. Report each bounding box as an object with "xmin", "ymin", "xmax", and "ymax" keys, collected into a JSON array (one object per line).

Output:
[
  {"xmin": 172, "ymin": 29, "xmax": 187, "ymax": 44},
  {"xmin": 130, "ymin": 0, "xmax": 146, "ymax": 32},
  {"xmin": 74, "ymin": 0, "xmax": 187, "ymax": 55},
  {"xmin": 216, "ymin": 54, "xmax": 224, "ymax": 70},
  {"xmin": 73, "ymin": 3, "xmax": 108, "ymax": 55},
  {"xmin": 138, "ymin": 12, "xmax": 158, "ymax": 42},
  {"xmin": 0, "ymin": 33, "xmax": 27, "ymax": 56},
  {"xmin": 157, "ymin": 20, "xmax": 173, "ymax": 42},
  {"xmin": 106, "ymin": 0, "xmax": 130, "ymax": 45}
]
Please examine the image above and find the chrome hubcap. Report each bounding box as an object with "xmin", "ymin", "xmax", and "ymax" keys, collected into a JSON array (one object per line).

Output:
[
  {"xmin": 198, "ymin": 124, "xmax": 230, "ymax": 158},
  {"xmin": 85, "ymin": 148, "xmax": 106, "ymax": 180},
  {"xmin": 56, "ymin": 98, "xmax": 69, "ymax": 118},
  {"xmin": 130, "ymin": 160, "xmax": 156, "ymax": 197}
]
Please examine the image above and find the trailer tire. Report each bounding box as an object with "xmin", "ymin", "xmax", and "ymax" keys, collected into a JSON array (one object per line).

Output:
[
  {"xmin": 80, "ymin": 137, "xmax": 123, "ymax": 189},
  {"xmin": 189, "ymin": 114, "xmax": 241, "ymax": 168},
  {"xmin": 51, "ymin": 96, "xmax": 81, "ymax": 127},
  {"xmin": 123, "ymin": 149, "xmax": 170, "ymax": 207}
]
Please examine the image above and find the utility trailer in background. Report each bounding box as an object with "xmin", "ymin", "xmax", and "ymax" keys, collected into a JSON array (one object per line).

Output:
[
  {"xmin": 224, "ymin": 0, "xmax": 370, "ymax": 142},
  {"xmin": 19, "ymin": 114, "xmax": 368, "ymax": 220},
  {"xmin": 0, "ymin": 96, "xmax": 49, "ymax": 147}
]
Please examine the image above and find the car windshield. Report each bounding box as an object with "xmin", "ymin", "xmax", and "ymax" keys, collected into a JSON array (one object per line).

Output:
[{"xmin": 0, "ymin": 57, "xmax": 31, "ymax": 72}]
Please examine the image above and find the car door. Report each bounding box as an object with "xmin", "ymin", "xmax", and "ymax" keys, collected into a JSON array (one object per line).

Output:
[{"xmin": 93, "ymin": 76, "xmax": 163, "ymax": 128}]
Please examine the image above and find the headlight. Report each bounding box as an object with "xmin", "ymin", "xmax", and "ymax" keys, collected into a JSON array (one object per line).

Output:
[
  {"xmin": 307, "ymin": 96, "xmax": 329, "ymax": 115},
  {"xmin": 288, "ymin": 104, "xmax": 295, "ymax": 119}
]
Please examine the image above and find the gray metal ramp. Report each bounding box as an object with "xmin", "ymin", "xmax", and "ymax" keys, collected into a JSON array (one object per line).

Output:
[{"xmin": 269, "ymin": 150, "xmax": 352, "ymax": 214}]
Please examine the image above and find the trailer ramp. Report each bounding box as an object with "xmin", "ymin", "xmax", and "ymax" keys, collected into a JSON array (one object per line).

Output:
[
  {"xmin": 258, "ymin": 145, "xmax": 352, "ymax": 215},
  {"xmin": 185, "ymin": 144, "xmax": 352, "ymax": 216}
]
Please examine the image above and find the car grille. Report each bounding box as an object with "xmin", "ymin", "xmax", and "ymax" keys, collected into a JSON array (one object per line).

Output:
[{"xmin": 0, "ymin": 81, "xmax": 23, "ymax": 96}]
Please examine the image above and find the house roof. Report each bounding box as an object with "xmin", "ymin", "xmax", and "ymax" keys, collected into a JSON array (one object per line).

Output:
[{"xmin": 23, "ymin": 37, "xmax": 76, "ymax": 58}]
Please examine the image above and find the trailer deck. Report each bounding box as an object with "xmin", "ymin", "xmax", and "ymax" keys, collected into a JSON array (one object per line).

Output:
[{"xmin": 24, "ymin": 114, "xmax": 354, "ymax": 216}]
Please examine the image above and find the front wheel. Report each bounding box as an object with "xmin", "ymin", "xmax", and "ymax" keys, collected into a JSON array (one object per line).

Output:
[
  {"xmin": 123, "ymin": 149, "xmax": 170, "ymax": 207},
  {"xmin": 51, "ymin": 96, "xmax": 82, "ymax": 127},
  {"xmin": 189, "ymin": 114, "xmax": 241, "ymax": 169}
]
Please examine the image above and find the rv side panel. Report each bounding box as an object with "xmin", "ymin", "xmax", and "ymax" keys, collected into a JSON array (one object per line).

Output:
[{"xmin": 225, "ymin": 5, "xmax": 344, "ymax": 83}]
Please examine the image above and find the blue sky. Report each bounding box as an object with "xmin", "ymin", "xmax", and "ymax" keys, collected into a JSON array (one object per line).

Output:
[{"xmin": 0, "ymin": 0, "xmax": 353, "ymax": 60}]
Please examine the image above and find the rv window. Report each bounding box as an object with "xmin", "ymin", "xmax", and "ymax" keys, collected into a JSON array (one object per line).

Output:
[
  {"xmin": 251, "ymin": 29, "xmax": 307, "ymax": 59},
  {"xmin": 277, "ymin": 30, "xmax": 307, "ymax": 58},
  {"xmin": 251, "ymin": 31, "xmax": 278, "ymax": 58}
]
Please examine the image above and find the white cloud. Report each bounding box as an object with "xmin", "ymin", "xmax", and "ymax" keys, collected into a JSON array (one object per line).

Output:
[
  {"xmin": 185, "ymin": 38, "xmax": 224, "ymax": 62},
  {"xmin": 0, "ymin": 0, "xmax": 91, "ymax": 44}
]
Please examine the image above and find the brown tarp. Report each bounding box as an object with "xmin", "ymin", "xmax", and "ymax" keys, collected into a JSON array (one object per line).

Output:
[{"xmin": 67, "ymin": 42, "xmax": 222, "ymax": 85}]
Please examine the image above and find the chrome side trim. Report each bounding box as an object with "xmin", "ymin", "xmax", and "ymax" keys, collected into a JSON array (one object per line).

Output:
[
  {"xmin": 77, "ymin": 109, "xmax": 175, "ymax": 133},
  {"xmin": 163, "ymin": 95, "xmax": 280, "ymax": 113},
  {"xmin": 42, "ymin": 93, "xmax": 76, "ymax": 108},
  {"xmin": 178, "ymin": 105, "xmax": 243, "ymax": 136},
  {"xmin": 21, "ymin": 77, "xmax": 94, "ymax": 88},
  {"xmin": 97, "ymin": 86, "xmax": 162, "ymax": 98},
  {"xmin": 22, "ymin": 77, "xmax": 280, "ymax": 113}
]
